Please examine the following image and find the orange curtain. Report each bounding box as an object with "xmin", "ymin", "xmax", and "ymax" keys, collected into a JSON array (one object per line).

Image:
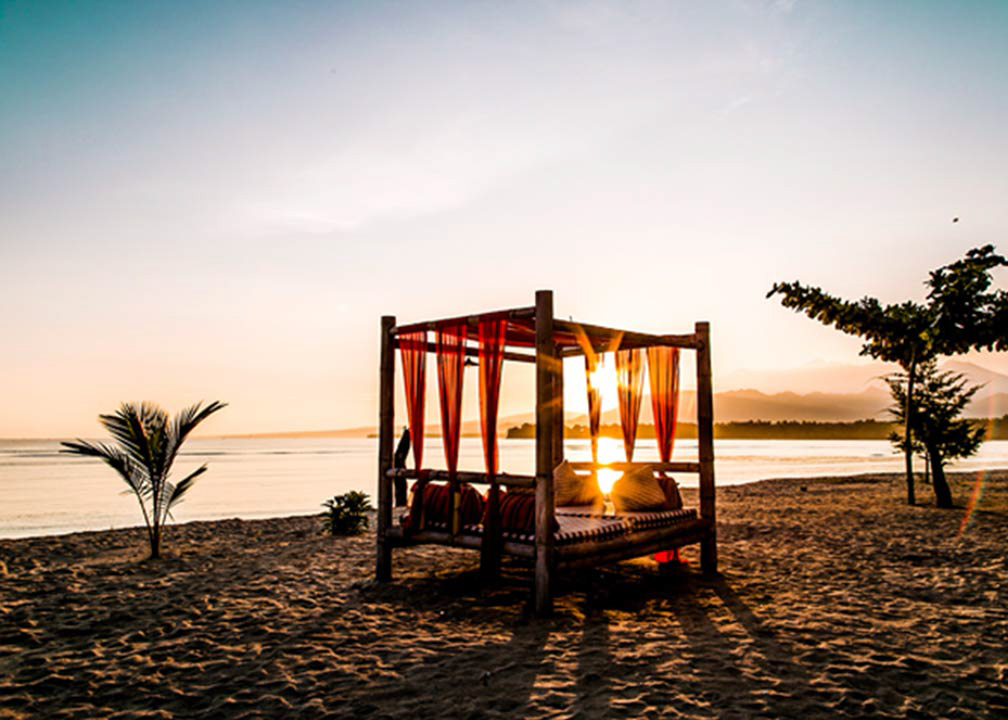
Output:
[
  {"xmin": 647, "ymin": 346, "xmax": 680, "ymax": 463},
  {"xmin": 399, "ymin": 331, "xmax": 426, "ymax": 470},
  {"xmin": 479, "ymin": 316, "xmax": 507, "ymax": 577},
  {"xmin": 436, "ymin": 322, "xmax": 467, "ymax": 475},
  {"xmin": 649, "ymin": 346, "xmax": 683, "ymax": 565},
  {"xmin": 479, "ymin": 318, "xmax": 507, "ymax": 475},
  {"xmin": 616, "ymin": 348, "xmax": 644, "ymax": 462},
  {"xmin": 585, "ymin": 352, "xmax": 604, "ymax": 464}
]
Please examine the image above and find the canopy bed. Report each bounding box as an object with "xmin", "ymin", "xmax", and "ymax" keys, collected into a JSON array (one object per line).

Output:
[{"xmin": 375, "ymin": 290, "xmax": 716, "ymax": 615}]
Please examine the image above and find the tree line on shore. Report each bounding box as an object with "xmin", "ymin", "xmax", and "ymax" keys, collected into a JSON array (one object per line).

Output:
[{"xmin": 506, "ymin": 416, "xmax": 1008, "ymax": 441}]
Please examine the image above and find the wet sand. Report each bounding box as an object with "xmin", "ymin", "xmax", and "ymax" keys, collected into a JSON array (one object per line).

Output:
[{"xmin": 1, "ymin": 471, "xmax": 1006, "ymax": 718}]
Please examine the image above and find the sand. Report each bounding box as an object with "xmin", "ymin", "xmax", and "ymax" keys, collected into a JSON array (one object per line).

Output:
[{"xmin": 1, "ymin": 471, "xmax": 1006, "ymax": 719}]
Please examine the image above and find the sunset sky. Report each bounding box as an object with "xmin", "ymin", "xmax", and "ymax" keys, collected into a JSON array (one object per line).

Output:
[{"xmin": 2, "ymin": 1, "xmax": 1007, "ymax": 437}]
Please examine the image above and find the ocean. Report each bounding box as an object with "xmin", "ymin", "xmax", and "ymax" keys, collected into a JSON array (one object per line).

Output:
[{"xmin": 2, "ymin": 436, "xmax": 1007, "ymax": 539}]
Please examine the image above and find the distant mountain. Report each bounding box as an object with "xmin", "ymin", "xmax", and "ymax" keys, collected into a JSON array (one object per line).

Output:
[
  {"xmin": 720, "ymin": 358, "xmax": 1008, "ymax": 397},
  {"xmin": 575, "ymin": 387, "xmax": 893, "ymax": 424},
  {"xmin": 942, "ymin": 361, "xmax": 1008, "ymax": 396},
  {"xmin": 719, "ymin": 360, "xmax": 892, "ymax": 394},
  {"xmin": 226, "ymin": 359, "xmax": 1008, "ymax": 438}
]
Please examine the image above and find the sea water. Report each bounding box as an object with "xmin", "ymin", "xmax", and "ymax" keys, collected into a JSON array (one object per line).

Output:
[{"xmin": 2, "ymin": 436, "xmax": 1006, "ymax": 539}]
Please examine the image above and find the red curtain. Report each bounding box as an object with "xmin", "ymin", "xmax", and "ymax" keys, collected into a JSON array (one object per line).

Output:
[
  {"xmin": 616, "ymin": 348, "xmax": 644, "ymax": 462},
  {"xmin": 479, "ymin": 318, "xmax": 507, "ymax": 475},
  {"xmin": 436, "ymin": 322, "xmax": 467, "ymax": 475},
  {"xmin": 649, "ymin": 346, "xmax": 683, "ymax": 565},
  {"xmin": 584, "ymin": 352, "xmax": 603, "ymax": 464},
  {"xmin": 479, "ymin": 317, "xmax": 507, "ymax": 577},
  {"xmin": 399, "ymin": 331, "xmax": 427, "ymax": 470},
  {"xmin": 647, "ymin": 346, "xmax": 681, "ymax": 463}
]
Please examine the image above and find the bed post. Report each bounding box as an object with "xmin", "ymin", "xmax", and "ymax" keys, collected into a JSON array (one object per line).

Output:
[
  {"xmin": 696, "ymin": 321, "xmax": 717, "ymax": 575},
  {"xmin": 535, "ymin": 290, "xmax": 556, "ymax": 615},
  {"xmin": 376, "ymin": 315, "xmax": 396, "ymax": 582}
]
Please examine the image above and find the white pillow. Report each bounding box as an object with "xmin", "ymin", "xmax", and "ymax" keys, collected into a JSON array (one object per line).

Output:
[{"xmin": 611, "ymin": 465, "xmax": 667, "ymax": 512}]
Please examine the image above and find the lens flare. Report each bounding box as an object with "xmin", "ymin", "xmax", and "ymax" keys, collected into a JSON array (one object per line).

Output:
[{"xmin": 956, "ymin": 469, "xmax": 989, "ymax": 541}]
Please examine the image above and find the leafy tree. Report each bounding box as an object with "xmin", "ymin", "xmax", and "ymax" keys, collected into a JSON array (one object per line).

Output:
[
  {"xmin": 321, "ymin": 491, "xmax": 373, "ymax": 535},
  {"xmin": 886, "ymin": 361, "xmax": 985, "ymax": 507},
  {"xmin": 768, "ymin": 245, "xmax": 1008, "ymax": 505},
  {"xmin": 62, "ymin": 401, "xmax": 227, "ymax": 558}
]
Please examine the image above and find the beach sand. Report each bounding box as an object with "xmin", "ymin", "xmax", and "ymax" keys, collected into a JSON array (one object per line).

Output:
[{"xmin": 2, "ymin": 471, "xmax": 1006, "ymax": 718}]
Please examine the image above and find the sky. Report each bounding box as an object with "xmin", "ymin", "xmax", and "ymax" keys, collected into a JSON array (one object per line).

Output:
[{"xmin": 2, "ymin": 0, "xmax": 1007, "ymax": 437}]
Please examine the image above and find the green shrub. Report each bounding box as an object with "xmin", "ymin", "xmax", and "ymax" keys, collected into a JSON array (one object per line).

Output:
[{"xmin": 321, "ymin": 491, "xmax": 373, "ymax": 536}]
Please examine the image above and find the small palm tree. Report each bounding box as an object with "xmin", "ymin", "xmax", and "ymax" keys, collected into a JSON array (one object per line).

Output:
[{"xmin": 62, "ymin": 401, "xmax": 227, "ymax": 558}]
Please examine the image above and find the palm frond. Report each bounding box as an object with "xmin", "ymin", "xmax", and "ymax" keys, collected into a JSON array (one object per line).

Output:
[
  {"xmin": 166, "ymin": 465, "xmax": 207, "ymax": 513},
  {"xmin": 108, "ymin": 405, "xmax": 160, "ymax": 478},
  {"xmin": 165, "ymin": 401, "xmax": 227, "ymax": 469},
  {"xmin": 62, "ymin": 439, "xmax": 152, "ymax": 509}
]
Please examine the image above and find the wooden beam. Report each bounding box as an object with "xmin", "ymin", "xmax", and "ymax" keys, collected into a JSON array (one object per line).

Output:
[
  {"xmin": 534, "ymin": 289, "xmax": 556, "ymax": 616},
  {"xmin": 553, "ymin": 319, "xmax": 701, "ymax": 352},
  {"xmin": 696, "ymin": 321, "xmax": 717, "ymax": 575},
  {"xmin": 392, "ymin": 306, "xmax": 535, "ymax": 335},
  {"xmin": 391, "ymin": 338, "xmax": 536, "ymax": 364},
  {"xmin": 376, "ymin": 315, "xmax": 396, "ymax": 582},
  {"xmin": 567, "ymin": 461, "xmax": 701, "ymax": 474},
  {"xmin": 386, "ymin": 468, "xmax": 535, "ymax": 488},
  {"xmin": 552, "ymin": 355, "xmax": 564, "ymax": 468},
  {"xmin": 384, "ymin": 527, "xmax": 536, "ymax": 559}
]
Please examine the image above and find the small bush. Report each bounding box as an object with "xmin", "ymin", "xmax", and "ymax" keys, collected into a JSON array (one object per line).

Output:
[{"xmin": 321, "ymin": 491, "xmax": 373, "ymax": 536}]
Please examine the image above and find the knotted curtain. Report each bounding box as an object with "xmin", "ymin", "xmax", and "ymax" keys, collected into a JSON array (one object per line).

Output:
[
  {"xmin": 478, "ymin": 316, "xmax": 507, "ymax": 576},
  {"xmin": 584, "ymin": 352, "xmax": 604, "ymax": 465},
  {"xmin": 436, "ymin": 322, "xmax": 467, "ymax": 475},
  {"xmin": 437, "ymin": 322, "xmax": 467, "ymax": 537},
  {"xmin": 615, "ymin": 348, "xmax": 644, "ymax": 462},
  {"xmin": 398, "ymin": 331, "xmax": 427, "ymax": 471},
  {"xmin": 647, "ymin": 346, "xmax": 680, "ymax": 462},
  {"xmin": 648, "ymin": 346, "xmax": 683, "ymax": 565}
]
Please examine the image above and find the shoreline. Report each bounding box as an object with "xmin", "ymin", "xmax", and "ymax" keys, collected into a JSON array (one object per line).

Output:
[
  {"xmin": 2, "ymin": 471, "xmax": 1006, "ymax": 717},
  {"xmin": 3, "ymin": 467, "xmax": 1007, "ymax": 543},
  {"xmin": 1, "ymin": 465, "xmax": 1008, "ymax": 540}
]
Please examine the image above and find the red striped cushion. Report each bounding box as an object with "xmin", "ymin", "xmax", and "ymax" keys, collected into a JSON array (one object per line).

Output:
[
  {"xmin": 410, "ymin": 483, "xmax": 485, "ymax": 530},
  {"xmin": 495, "ymin": 492, "xmax": 558, "ymax": 535}
]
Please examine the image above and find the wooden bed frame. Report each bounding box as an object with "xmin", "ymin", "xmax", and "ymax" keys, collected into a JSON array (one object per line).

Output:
[{"xmin": 375, "ymin": 290, "xmax": 716, "ymax": 615}]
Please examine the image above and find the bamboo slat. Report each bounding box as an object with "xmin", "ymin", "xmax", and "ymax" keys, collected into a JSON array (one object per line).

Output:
[
  {"xmin": 391, "ymin": 338, "xmax": 536, "ymax": 364},
  {"xmin": 534, "ymin": 289, "xmax": 556, "ymax": 615},
  {"xmin": 696, "ymin": 321, "xmax": 717, "ymax": 575},
  {"xmin": 391, "ymin": 306, "xmax": 535, "ymax": 335},
  {"xmin": 385, "ymin": 468, "xmax": 536, "ymax": 488}
]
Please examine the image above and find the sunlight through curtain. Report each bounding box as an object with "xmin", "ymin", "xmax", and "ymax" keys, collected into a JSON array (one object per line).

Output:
[
  {"xmin": 648, "ymin": 346, "xmax": 683, "ymax": 565},
  {"xmin": 585, "ymin": 352, "xmax": 604, "ymax": 465},
  {"xmin": 647, "ymin": 346, "xmax": 680, "ymax": 463},
  {"xmin": 616, "ymin": 348, "xmax": 644, "ymax": 462},
  {"xmin": 399, "ymin": 331, "xmax": 427, "ymax": 471}
]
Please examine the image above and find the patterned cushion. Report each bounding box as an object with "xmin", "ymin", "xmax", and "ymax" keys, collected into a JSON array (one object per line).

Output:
[
  {"xmin": 406, "ymin": 482, "xmax": 485, "ymax": 530},
  {"xmin": 554, "ymin": 460, "xmax": 604, "ymax": 506},
  {"xmin": 495, "ymin": 491, "xmax": 559, "ymax": 536},
  {"xmin": 612, "ymin": 465, "xmax": 668, "ymax": 512}
]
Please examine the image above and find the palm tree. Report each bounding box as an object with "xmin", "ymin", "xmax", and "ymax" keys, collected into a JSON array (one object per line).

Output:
[{"xmin": 62, "ymin": 401, "xmax": 227, "ymax": 558}]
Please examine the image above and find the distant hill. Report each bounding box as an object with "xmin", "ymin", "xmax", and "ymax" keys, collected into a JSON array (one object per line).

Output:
[{"xmin": 222, "ymin": 359, "xmax": 1008, "ymax": 438}]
